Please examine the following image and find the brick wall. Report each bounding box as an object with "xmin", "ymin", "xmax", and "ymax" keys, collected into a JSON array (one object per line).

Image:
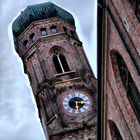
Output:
[{"xmin": 106, "ymin": 0, "xmax": 140, "ymax": 139}]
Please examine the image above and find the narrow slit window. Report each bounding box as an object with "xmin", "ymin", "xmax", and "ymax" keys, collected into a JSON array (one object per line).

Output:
[
  {"xmin": 135, "ymin": 0, "xmax": 140, "ymax": 22},
  {"xmin": 70, "ymin": 30, "xmax": 75, "ymax": 37},
  {"xmin": 53, "ymin": 52, "xmax": 70, "ymax": 74},
  {"xmin": 136, "ymin": 0, "xmax": 140, "ymax": 10},
  {"xmin": 63, "ymin": 27, "xmax": 67, "ymax": 34}
]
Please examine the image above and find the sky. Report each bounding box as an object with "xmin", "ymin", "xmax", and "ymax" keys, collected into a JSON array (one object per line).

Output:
[{"xmin": 0, "ymin": 0, "xmax": 97, "ymax": 140}]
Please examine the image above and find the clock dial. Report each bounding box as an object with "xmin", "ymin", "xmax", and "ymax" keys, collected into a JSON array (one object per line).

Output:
[{"xmin": 63, "ymin": 92, "xmax": 91, "ymax": 114}]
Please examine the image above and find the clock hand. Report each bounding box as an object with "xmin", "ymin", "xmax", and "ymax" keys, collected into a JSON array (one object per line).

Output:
[
  {"xmin": 80, "ymin": 100, "xmax": 85, "ymax": 104},
  {"xmin": 76, "ymin": 101, "xmax": 85, "ymax": 104},
  {"xmin": 75, "ymin": 100, "xmax": 85, "ymax": 111},
  {"xmin": 75, "ymin": 101, "xmax": 79, "ymax": 111}
]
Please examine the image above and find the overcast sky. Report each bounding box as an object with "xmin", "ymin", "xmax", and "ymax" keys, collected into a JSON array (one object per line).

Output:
[{"xmin": 0, "ymin": 0, "xmax": 97, "ymax": 140}]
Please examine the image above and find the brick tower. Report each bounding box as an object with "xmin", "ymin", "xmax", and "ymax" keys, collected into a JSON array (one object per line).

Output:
[
  {"xmin": 98, "ymin": 0, "xmax": 140, "ymax": 139},
  {"xmin": 12, "ymin": 2, "xmax": 97, "ymax": 140}
]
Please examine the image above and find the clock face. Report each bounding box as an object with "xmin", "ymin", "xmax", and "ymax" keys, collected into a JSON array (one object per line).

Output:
[{"xmin": 63, "ymin": 92, "xmax": 91, "ymax": 114}]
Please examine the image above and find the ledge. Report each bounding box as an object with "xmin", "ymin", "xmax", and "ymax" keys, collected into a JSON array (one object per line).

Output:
[
  {"xmin": 54, "ymin": 70, "xmax": 76, "ymax": 77},
  {"xmin": 50, "ymin": 122, "xmax": 97, "ymax": 136}
]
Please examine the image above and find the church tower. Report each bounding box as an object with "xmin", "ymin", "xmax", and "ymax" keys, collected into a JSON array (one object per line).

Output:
[{"xmin": 12, "ymin": 2, "xmax": 97, "ymax": 140}]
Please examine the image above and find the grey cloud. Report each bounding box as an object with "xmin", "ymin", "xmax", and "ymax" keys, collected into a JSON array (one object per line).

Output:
[{"xmin": 0, "ymin": 0, "xmax": 96, "ymax": 140}]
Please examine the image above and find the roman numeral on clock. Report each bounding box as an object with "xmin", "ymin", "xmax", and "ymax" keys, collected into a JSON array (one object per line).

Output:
[
  {"xmin": 72, "ymin": 109, "xmax": 75, "ymax": 113},
  {"xmin": 66, "ymin": 107, "xmax": 71, "ymax": 112},
  {"xmin": 84, "ymin": 103, "xmax": 90, "ymax": 107},
  {"xmin": 67, "ymin": 96, "xmax": 70, "ymax": 99},
  {"xmin": 71, "ymin": 93, "xmax": 75, "ymax": 97},
  {"xmin": 78, "ymin": 93, "xmax": 81, "ymax": 97},
  {"xmin": 63, "ymin": 104, "xmax": 69, "ymax": 107},
  {"xmin": 78, "ymin": 109, "xmax": 81, "ymax": 113},
  {"xmin": 64, "ymin": 99, "xmax": 68, "ymax": 103},
  {"xmin": 82, "ymin": 95, "xmax": 86, "ymax": 99},
  {"xmin": 82, "ymin": 107, "xmax": 87, "ymax": 111}
]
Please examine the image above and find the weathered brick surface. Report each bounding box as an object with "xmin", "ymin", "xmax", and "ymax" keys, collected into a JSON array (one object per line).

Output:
[
  {"xmin": 15, "ymin": 17, "xmax": 97, "ymax": 139},
  {"xmin": 50, "ymin": 126, "xmax": 96, "ymax": 140},
  {"xmin": 110, "ymin": 0, "xmax": 140, "ymax": 51},
  {"xmin": 106, "ymin": 0, "xmax": 140, "ymax": 139}
]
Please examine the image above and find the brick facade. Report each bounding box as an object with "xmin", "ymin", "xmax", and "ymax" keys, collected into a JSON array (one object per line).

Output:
[{"xmin": 104, "ymin": 0, "xmax": 140, "ymax": 139}]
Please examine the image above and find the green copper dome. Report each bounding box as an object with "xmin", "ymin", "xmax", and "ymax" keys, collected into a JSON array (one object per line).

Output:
[{"xmin": 12, "ymin": 2, "xmax": 75, "ymax": 37}]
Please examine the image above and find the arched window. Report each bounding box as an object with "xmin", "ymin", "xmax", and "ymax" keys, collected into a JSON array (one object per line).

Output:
[
  {"xmin": 23, "ymin": 40, "xmax": 29, "ymax": 48},
  {"xmin": 40, "ymin": 28, "xmax": 47, "ymax": 36},
  {"xmin": 50, "ymin": 25, "xmax": 58, "ymax": 34},
  {"xmin": 111, "ymin": 51, "xmax": 140, "ymax": 123},
  {"xmin": 53, "ymin": 51, "xmax": 70, "ymax": 74},
  {"xmin": 108, "ymin": 120, "xmax": 123, "ymax": 140},
  {"xmin": 30, "ymin": 33, "xmax": 36, "ymax": 43}
]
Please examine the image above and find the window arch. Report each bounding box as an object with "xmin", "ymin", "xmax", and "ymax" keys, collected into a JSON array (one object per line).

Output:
[
  {"xmin": 23, "ymin": 40, "xmax": 29, "ymax": 48},
  {"xmin": 50, "ymin": 25, "xmax": 58, "ymax": 34},
  {"xmin": 108, "ymin": 120, "xmax": 123, "ymax": 140},
  {"xmin": 30, "ymin": 33, "xmax": 36, "ymax": 43},
  {"xmin": 110, "ymin": 51, "xmax": 140, "ymax": 123},
  {"xmin": 53, "ymin": 51, "xmax": 70, "ymax": 74}
]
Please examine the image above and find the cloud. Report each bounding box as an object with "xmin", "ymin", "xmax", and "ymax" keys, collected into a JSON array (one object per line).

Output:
[{"xmin": 0, "ymin": 0, "xmax": 97, "ymax": 140}]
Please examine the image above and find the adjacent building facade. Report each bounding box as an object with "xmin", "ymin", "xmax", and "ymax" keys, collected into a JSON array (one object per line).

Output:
[
  {"xmin": 12, "ymin": 2, "xmax": 97, "ymax": 140},
  {"xmin": 98, "ymin": 0, "xmax": 140, "ymax": 139}
]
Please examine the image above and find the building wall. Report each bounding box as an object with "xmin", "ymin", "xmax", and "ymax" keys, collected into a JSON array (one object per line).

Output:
[{"xmin": 106, "ymin": 0, "xmax": 140, "ymax": 139}]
